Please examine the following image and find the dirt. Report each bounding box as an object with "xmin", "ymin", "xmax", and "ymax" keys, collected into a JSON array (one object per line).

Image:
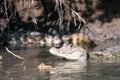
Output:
[{"xmin": 86, "ymin": 19, "xmax": 120, "ymax": 40}]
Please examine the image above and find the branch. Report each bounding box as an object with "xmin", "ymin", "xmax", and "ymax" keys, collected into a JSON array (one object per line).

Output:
[
  {"xmin": 5, "ymin": 47, "xmax": 24, "ymax": 60},
  {"xmin": 70, "ymin": 9, "xmax": 86, "ymax": 24}
]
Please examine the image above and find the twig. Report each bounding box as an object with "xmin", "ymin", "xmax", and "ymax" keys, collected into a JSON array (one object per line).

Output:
[
  {"xmin": 71, "ymin": 9, "xmax": 86, "ymax": 24},
  {"xmin": 30, "ymin": 0, "xmax": 38, "ymax": 30},
  {"xmin": 5, "ymin": 47, "xmax": 24, "ymax": 60}
]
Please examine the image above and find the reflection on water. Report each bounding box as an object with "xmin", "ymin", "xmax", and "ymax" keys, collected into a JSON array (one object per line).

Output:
[
  {"xmin": 0, "ymin": 45, "xmax": 120, "ymax": 80},
  {"xmin": 50, "ymin": 61, "xmax": 87, "ymax": 80}
]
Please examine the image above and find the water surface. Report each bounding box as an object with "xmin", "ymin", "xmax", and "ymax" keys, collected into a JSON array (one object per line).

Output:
[{"xmin": 0, "ymin": 45, "xmax": 120, "ymax": 80}]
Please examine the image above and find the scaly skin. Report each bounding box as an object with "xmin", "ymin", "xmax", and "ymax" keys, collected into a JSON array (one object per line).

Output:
[{"xmin": 49, "ymin": 44, "xmax": 87, "ymax": 61}]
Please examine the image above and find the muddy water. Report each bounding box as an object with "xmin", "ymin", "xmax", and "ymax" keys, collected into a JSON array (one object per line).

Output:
[{"xmin": 0, "ymin": 44, "xmax": 120, "ymax": 80}]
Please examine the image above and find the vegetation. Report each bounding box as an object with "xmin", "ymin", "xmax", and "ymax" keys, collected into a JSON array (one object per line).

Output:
[{"xmin": 0, "ymin": 0, "xmax": 120, "ymax": 45}]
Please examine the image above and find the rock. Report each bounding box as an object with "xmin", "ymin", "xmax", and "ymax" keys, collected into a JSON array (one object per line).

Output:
[
  {"xmin": 37, "ymin": 63, "xmax": 53, "ymax": 70},
  {"xmin": 39, "ymin": 39, "xmax": 46, "ymax": 46},
  {"xmin": 70, "ymin": 33, "xmax": 96, "ymax": 50},
  {"xmin": 29, "ymin": 31, "xmax": 41, "ymax": 36},
  {"xmin": 44, "ymin": 35, "xmax": 53, "ymax": 46},
  {"xmin": 0, "ymin": 55, "xmax": 3, "ymax": 60},
  {"xmin": 52, "ymin": 36, "xmax": 63, "ymax": 47},
  {"xmin": 62, "ymin": 35, "xmax": 71, "ymax": 43},
  {"xmin": 27, "ymin": 36, "xmax": 38, "ymax": 44},
  {"xmin": 44, "ymin": 35, "xmax": 63, "ymax": 47}
]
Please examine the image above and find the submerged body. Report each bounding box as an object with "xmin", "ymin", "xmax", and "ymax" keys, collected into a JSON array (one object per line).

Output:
[{"xmin": 49, "ymin": 44, "xmax": 87, "ymax": 61}]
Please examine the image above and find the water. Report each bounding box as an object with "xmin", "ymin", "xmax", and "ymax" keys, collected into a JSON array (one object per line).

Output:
[{"xmin": 0, "ymin": 45, "xmax": 120, "ymax": 80}]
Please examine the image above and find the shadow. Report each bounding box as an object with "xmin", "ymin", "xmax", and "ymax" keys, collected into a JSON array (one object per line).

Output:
[{"xmin": 83, "ymin": 0, "xmax": 120, "ymax": 23}]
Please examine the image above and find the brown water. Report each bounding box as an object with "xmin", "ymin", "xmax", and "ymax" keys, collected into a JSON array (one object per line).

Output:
[{"xmin": 0, "ymin": 45, "xmax": 120, "ymax": 80}]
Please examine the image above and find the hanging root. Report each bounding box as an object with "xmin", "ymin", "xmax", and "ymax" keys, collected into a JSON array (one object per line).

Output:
[
  {"xmin": 55, "ymin": 0, "xmax": 86, "ymax": 32},
  {"xmin": 5, "ymin": 47, "xmax": 24, "ymax": 60},
  {"xmin": 70, "ymin": 9, "xmax": 86, "ymax": 24}
]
